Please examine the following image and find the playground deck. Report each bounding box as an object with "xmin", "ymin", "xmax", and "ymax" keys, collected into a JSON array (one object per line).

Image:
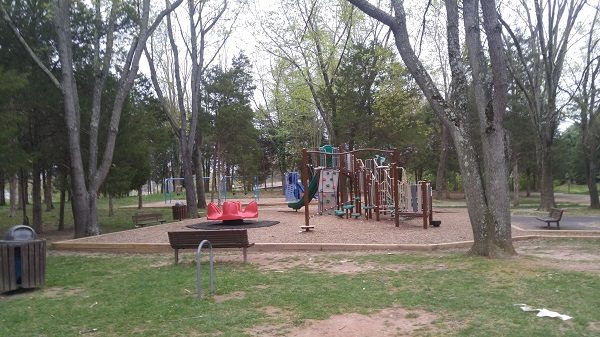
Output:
[{"xmin": 53, "ymin": 197, "xmax": 600, "ymax": 254}]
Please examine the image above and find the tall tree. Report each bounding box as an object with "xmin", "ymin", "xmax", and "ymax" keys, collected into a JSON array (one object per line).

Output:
[
  {"xmin": 563, "ymin": 5, "xmax": 600, "ymax": 208},
  {"xmin": 204, "ymin": 54, "xmax": 260, "ymax": 193},
  {"xmin": 347, "ymin": 0, "xmax": 515, "ymax": 256},
  {"xmin": 2, "ymin": 0, "xmax": 184, "ymax": 237},
  {"xmin": 254, "ymin": 58, "xmax": 326, "ymax": 177},
  {"xmin": 500, "ymin": 0, "xmax": 586, "ymax": 210},
  {"xmin": 259, "ymin": 0, "xmax": 356, "ymax": 144},
  {"xmin": 146, "ymin": 0, "xmax": 237, "ymax": 213}
]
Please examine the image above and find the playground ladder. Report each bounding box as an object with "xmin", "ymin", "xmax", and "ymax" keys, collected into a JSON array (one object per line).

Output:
[{"xmin": 196, "ymin": 240, "xmax": 215, "ymax": 299}]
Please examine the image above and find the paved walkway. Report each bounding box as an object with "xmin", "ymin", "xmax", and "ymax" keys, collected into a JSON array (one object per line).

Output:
[{"xmin": 512, "ymin": 215, "xmax": 600, "ymax": 231}]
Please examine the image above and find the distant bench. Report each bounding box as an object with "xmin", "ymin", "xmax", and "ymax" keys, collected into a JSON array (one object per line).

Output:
[
  {"xmin": 536, "ymin": 208, "xmax": 564, "ymax": 229},
  {"xmin": 132, "ymin": 212, "xmax": 166, "ymax": 227},
  {"xmin": 167, "ymin": 229, "xmax": 254, "ymax": 264}
]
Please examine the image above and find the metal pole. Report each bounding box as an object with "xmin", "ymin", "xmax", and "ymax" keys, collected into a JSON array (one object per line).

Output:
[
  {"xmin": 196, "ymin": 240, "xmax": 214, "ymax": 299},
  {"xmin": 302, "ymin": 149, "xmax": 310, "ymax": 227}
]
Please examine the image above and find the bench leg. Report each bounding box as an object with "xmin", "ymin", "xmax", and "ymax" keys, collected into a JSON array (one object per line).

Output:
[
  {"xmin": 243, "ymin": 247, "xmax": 247, "ymax": 263},
  {"xmin": 174, "ymin": 249, "xmax": 179, "ymax": 264}
]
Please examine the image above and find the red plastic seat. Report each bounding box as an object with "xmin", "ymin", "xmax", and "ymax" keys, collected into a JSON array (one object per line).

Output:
[
  {"xmin": 206, "ymin": 201, "xmax": 258, "ymax": 220},
  {"xmin": 240, "ymin": 200, "xmax": 258, "ymax": 218}
]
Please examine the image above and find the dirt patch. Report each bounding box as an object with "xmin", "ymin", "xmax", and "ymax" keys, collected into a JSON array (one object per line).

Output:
[
  {"xmin": 42, "ymin": 286, "xmax": 85, "ymax": 298},
  {"xmin": 518, "ymin": 245, "xmax": 600, "ymax": 262},
  {"xmin": 247, "ymin": 252, "xmax": 448, "ymax": 275},
  {"xmin": 0, "ymin": 286, "xmax": 84, "ymax": 301},
  {"xmin": 517, "ymin": 244, "xmax": 600, "ymax": 273},
  {"xmin": 286, "ymin": 307, "xmax": 436, "ymax": 337},
  {"xmin": 587, "ymin": 321, "xmax": 600, "ymax": 333},
  {"xmin": 213, "ymin": 291, "xmax": 246, "ymax": 303},
  {"xmin": 246, "ymin": 307, "xmax": 437, "ymax": 337}
]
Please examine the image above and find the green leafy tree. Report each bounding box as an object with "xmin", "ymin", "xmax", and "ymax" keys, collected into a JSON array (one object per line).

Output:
[
  {"xmin": 1, "ymin": 0, "xmax": 184, "ymax": 237},
  {"xmin": 254, "ymin": 58, "xmax": 325, "ymax": 178},
  {"xmin": 204, "ymin": 54, "xmax": 262, "ymax": 192},
  {"xmin": 349, "ymin": 0, "xmax": 515, "ymax": 256}
]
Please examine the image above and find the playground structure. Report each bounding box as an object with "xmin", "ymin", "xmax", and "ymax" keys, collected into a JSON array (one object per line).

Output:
[
  {"xmin": 290, "ymin": 146, "xmax": 432, "ymax": 229},
  {"xmin": 218, "ymin": 175, "xmax": 261, "ymax": 205},
  {"xmin": 163, "ymin": 176, "xmax": 211, "ymax": 204},
  {"xmin": 163, "ymin": 175, "xmax": 261, "ymax": 205},
  {"xmin": 207, "ymin": 200, "xmax": 259, "ymax": 221}
]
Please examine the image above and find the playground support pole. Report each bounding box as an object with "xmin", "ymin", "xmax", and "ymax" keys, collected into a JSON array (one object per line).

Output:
[
  {"xmin": 302, "ymin": 148, "xmax": 309, "ymax": 227},
  {"xmin": 421, "ymin": 181, "xmax": 429, "ymax": 229},
  {"xmin": 392, "ymin": 163, "xmax": 400, "ymax": 227},
  {"xmin": 374, "ymin": 180, "xmax": 380, "ymax": 221},
  {"xmin": 392, "ymin": 148, "xmax": 400, "ymax": 227}
]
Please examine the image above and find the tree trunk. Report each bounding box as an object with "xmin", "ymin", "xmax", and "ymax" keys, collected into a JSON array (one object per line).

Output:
[
  {"xmin": 347, "ymin": 0, "xmax": 514, "ymax": 256},
  {"xmin": 512, "ymin": 159, "xmax": 520, "ymax": 207},
  {"xmin": 538, "ymin": 142, "xmax": 556, "ymax": 210},
  {"xmin": 181, "ymin": 146, "xmax": 198, "ymax": 217},
  {"xmin": 19, "ymin": 169, "xmax": 29, "ymax": 206},
  {"xmin": 9, "ymin": 174, "xmax": 17, "ymax": 217},
  {"xmin": 453, "ymin": 129, "xmax": 514, "ymax": 257},
  {"xmin": 195, "ymin": 136, "xmax": 207, "ymax": 209},
  {"xmin": 32, "ymin": 163, "xmax": 43, "ymax": 233},
  {"xmin": 44, "ymin": 169, "xmax": 54, "ymax": 211},
  {"xmin": 435, "ymin": 124, "xmax": 450, "ymax": 199},
  {"xmin": 584, "ymin": 151, "xmax": 600, "ymax": 209},
  {"xmin": 525, "ymin": 168, "xmax": 531, "ymax": 197},
  {"xmin": 210, "ymin": 147, "xmax": 218, "ymax": 202},
  {"xmin": 108, "ymin": 193, "xmax": 114, "ymax": 217},
  {"xmin": 19, "ymin": 169, "xmax": 29, "ymax": 226},
  {"xmin": 0, "ymin": 170, "xmax": 5, "ymax": 206},
  {"xmin": 58, "ymin": 175, "xmax": 66, "ymax": 231},
  {"xmin": 137, "ymin": 187, "xmax": 143, "ymax": 209}
]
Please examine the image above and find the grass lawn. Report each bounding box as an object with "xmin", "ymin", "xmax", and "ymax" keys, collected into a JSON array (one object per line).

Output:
[
  {"xmin": 0, "ymin": 189, "xmax": 282, "ymax": 236},
  {"xmin": 0, "ymin": 193, "xmax": 195, "ymax": 236},
  {"xmin": 554, "ymin": 183, "xmax": 600, "ymax": 195},
  {"xmin": 1, "ymin": 239, "xmax": 600, "ymax": 336}
]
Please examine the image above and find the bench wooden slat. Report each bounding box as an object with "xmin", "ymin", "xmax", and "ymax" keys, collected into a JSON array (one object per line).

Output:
[
  {"xmin": 535, "ymin": 208, "xmax": 564, "ymax": 229},
  {"xmin": 132, "ymin": 213, "xmax": 166, "ymax": 227},
  {"xmin": 167, "ymin": 230, "xmax": 254, "ymax": 263}
]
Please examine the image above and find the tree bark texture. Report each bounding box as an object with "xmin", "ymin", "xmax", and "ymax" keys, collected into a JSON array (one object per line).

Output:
[
  {"xmin": 50, "ymin": 0, "xmax": 183, "ymax": 237},
  {"xmin": 9, "ymin": 174, "xmax": 17, "ymax": 217},
  {"xmin": 512, "ymin": 159, "xmax": 520, "ymax": 207},
  {"xmin": 137, "ymin": 187, "xmax": 143, "ymax": 209},
  {"xmin": 32, "ymin": 163, "xmax": 43, "ymax": 233},
  {"xmin": 43, "ymin": 170, "xmax": 54, "ymax": 211},
  {"xmin": 0, "ymin": 171, "xmax": 5, "ymax": 206},
  {"xmin": 578, "ymin": 7, "xmax": 600, "ymax": 209},
  {"xmin": 435, "ymin": 124, "xmax": 450, "ymax": 199},
  {"xmin": 347, "ymin": 0, "xmax": 515, "ymax": 256},
  {"xmin": 19, "ymin": 169, "xmax": 28, "ymax": 225},
  {"xmin": 195, "ymin": 140, "xmax": 207, "ymax": 209},
  {"xmin": 58, "ymin": 169, "xmax": 67, "ymax": 231},
  {"xmin": 108, "ymin": 193, "xmax": 114, "ymax": 217},
  {"xmin": 501, "ymin": 0, "xmax": 586, "ymax": 211},
  {"xmin": 536, "ymin": 141, "xmax": 556, "ymax": 209}
]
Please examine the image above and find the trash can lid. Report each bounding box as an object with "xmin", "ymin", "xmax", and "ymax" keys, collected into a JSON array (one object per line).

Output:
[{"xmin": 3, "ymin": 225, "xmax": 37, "ymax": 241}]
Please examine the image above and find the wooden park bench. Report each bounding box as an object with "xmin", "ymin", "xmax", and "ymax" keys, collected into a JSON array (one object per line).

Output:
[
  {"xmin": 167, "ymin": 229, "xmax": 254, "ymax": 264},
  {"xmin": 132, "ymin": 212, "xmax": 166, "ymax": 227},
  {"xmin": 536, "ymin": 208, "xmax": 564, "ymax": 229}
]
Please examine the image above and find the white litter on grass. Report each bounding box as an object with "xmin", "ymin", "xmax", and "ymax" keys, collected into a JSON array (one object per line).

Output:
[{"xmin": 514, "ymin": 304, "xmax": 572, "ymax": 321}]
